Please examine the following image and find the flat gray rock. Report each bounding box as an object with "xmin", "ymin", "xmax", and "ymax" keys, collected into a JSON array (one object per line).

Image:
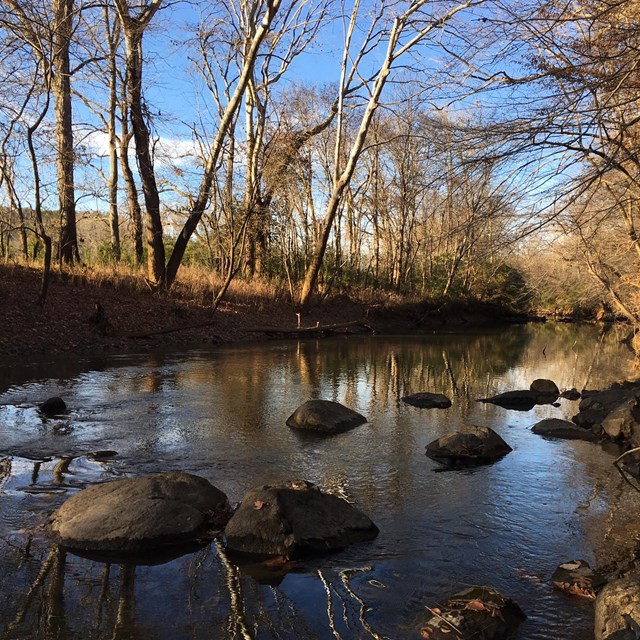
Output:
[
  {"xmin": 401, "ymin": 392, "xmax": 452, "ymax": 409},
  {"xmin": 286, "ymin": 400, "xmax": 366, "ymax": 433},
  {"xmin": 224, "ymin": 480, "xmax": 378, "ymax": 558},
  {"xmin": 49, "ymin": 471, "xmax": 231, "ymax": 552},
  {"xmin": 532, "ymin": 418, "xmax": 599, "ymax": 441}
]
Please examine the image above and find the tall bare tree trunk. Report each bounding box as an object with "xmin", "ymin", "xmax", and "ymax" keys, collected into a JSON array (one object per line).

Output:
[
  {"xmin": 123, "ymin": 30, "xmax": 165, "ymax": 283},
  {"xmin": 106, "ymin": 6, "xmax": 120, "ymax": 261},
  {"xmin": 164, "ymin": 0, "xmax": 282, "ymax": 289},
  {"xmin": 119, "ymin": 84, "xmax": 143, "ymax": 265},
  {"xmin": 52, "ymin": 0, "xmax": 79, "ymax": 264}
]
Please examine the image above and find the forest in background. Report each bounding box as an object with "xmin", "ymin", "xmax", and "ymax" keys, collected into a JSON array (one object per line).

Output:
[{"xmin": 0, "ymin": 0, "xmax": 638, "ymax": 321}]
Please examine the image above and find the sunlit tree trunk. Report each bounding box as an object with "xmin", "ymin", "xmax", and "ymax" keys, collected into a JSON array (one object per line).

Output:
[
  {"xmin": 114, "ymin": 0, "xmax": 166, "ymax": 284},
  {"xmin": 52, "ymin": 0, "xmax": 79, "ymax": 264},
  {"xmin": 105, "ymin": 5, "xmax": 120, "ymax": 261}
]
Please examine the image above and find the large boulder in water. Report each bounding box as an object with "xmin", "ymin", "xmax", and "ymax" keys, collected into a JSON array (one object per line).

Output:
[
  {"xmin": 532, "ymin": 418, "xmax": 599, "ymax": 441},
  {"xmin": 419, "ymin": 585, "xmax": 526, "ymax": 639},
  {"xmin": 224, "ymin": 480, "xmax": 378, "ymax": 558},
  {"xmin": 286, "ymin": 400, "xmax": 366, "ymax": 434},
  {"xmin": 426, "ymin": 426, "xmax": 512, "ymax": 466},
  {"xmin": 595, "ymin": 576, "xmax": 640, "ymax": 640},
  {"xmin": 49, "ymin": 472, "xmax": 231, "ymax": 553},
  {"xmin": 401, "ymin": 392, "xmax": 452, "ymax": 409}
]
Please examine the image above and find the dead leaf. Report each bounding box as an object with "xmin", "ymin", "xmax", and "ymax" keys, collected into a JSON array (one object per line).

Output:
[
  {"xmin": 420, "ymin": 627, "xmax": 432, "ymax": 638},
  {"xmin": 254, "ymin": 500, "xmax": 265, "ymax": 510},
  {"xmin": 465, "ymin": 599, "xmax": 488, "ymax": 611}
]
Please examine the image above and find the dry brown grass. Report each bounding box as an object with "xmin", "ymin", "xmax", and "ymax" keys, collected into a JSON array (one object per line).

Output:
[{"xmin": 13, "ymin": 258, "xmax": 407, "ymax": 309}]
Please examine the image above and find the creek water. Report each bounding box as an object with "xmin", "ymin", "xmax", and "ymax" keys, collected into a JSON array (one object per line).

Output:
[{"xmin": 0, "ymin": 323, "xmax": 638, "ymax": 639}]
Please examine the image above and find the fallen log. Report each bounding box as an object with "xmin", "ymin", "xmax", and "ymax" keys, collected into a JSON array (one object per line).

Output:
[{"xmin": 247, "ymin": 320, "xmax": 373, "ymax": 336}]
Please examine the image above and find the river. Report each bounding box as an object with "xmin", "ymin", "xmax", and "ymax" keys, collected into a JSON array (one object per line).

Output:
[{"xmin": 0, "ymin": 323, "xmax": 637, "ymax": 639}]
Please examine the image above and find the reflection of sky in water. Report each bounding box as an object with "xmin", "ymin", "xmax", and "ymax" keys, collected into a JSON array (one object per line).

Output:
[{"xmin": 0, "ymin": 324, "xmax": 637, "ymax": 639}]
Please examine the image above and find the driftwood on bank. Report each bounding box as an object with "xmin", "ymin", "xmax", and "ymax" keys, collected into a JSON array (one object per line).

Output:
[
  {"xmin": 124, "ymin": 318, "xmax": 223, "ymax": 340},
  {"xmin": 247, "ymin": 319, "xmax": 374, "ymax": 336}
]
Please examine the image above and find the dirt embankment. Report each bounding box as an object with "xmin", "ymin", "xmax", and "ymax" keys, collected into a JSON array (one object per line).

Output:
[{"xmin": 0, "ymin": 263, "xmax": 531, "ymax": 361}]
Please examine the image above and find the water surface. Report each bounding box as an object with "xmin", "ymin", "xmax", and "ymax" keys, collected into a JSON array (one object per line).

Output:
[{"xmin": 0, "ymin": 323, "xmax": 637, "ymax": 639}]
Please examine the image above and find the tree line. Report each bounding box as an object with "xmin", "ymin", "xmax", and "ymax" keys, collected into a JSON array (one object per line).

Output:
[{"xmin": 0, "ymin": 0, "xmax": 638, "ymax": 320}]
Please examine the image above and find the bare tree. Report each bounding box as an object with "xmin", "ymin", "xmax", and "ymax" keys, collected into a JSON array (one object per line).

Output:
[
  {"xmin": 298, "ymin": 0, "xmax": 482, "ymax": 307},
  {"xmin": 113, "ymin": 0, "xmax": 166, "ymax": 283}
]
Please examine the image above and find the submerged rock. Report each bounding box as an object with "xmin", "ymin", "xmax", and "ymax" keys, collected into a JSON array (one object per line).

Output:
[
  {"xmin": 286, "ymin": 399, "xmax": 366, "ymax": 434},
  {"xmin": 49, "ymin": 471, "xmax": 231, "ymax": 553},
  {"xmin": 478, "ymin": 390, "xmax": 538, "ymax": 410},
  {"xmin": 419, "ymin": 585, "xmax": 526, "ymax": 639},
  {"xmin": 532, "ymin": 418, "xmax": 599, "ymax": 441},
  {"xmin": 595, "ymin": 576, "xmax": 640, "ymax": 640},
  {"xmin": 39, "ymin": 396, "xmax": 67, "ymax": 417},
  {"xmin": 401, "ymin": 392, "xmax": 452, "ymax": 409},
  {"xmin": 551, "ymin": 559, "xmax": 604, "ymax": 599},
  {"xmin": 479, "ymin": 379, "xmax": 562, "ymax": 411},
  {"xmin": 224, "ymin": 480, "xmax": 378, "ymax": 559},
  {"xmin": 426, "ymin": 426, "xmax": 512, "ymax": 466},
  {"xmin": 560, "ymin": 388, "xmax": 581, "ymax": 400}
]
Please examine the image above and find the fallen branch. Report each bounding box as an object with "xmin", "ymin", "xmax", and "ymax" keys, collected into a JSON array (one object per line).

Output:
[
  {"xmin": 614, "ymin": 446, "xmax": 640, "ymax": 492},
  {"xmin": 124, "ymin": 319, "xmax": 223, "ymax": 340},
  {"xmin": 247, "ymin": 320, "xmax": 373, "ymax": 336}
]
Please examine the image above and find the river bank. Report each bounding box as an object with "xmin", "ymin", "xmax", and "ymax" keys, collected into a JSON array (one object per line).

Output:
[{"xmin": 0, "ymin": 263, "xmax": 532, "ymax": 360}]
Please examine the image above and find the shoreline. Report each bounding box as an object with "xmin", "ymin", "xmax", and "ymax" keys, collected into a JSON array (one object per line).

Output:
[{"xmin": 0, "ymin": 263, "xmax": 537, "ymax": 362}]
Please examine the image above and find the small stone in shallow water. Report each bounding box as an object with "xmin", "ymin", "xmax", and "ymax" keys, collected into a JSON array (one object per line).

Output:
[
  {"xmin": 286, "ymin": 400, "xmax": 366, "ymax": 434},
  {"xmin": 401, "ymin": 392, "xmax": 452, "ymax": 409},
  {"xmin": 551, "ymin": 559, "xmax": 604, "ymax": 599},
  {"xmin": 419, "ymin": 585, "xmax": 526, "ymax": 639},
  {"xmin": 39, "ymin": 397, "xmax": 67, "ymax": 417}
]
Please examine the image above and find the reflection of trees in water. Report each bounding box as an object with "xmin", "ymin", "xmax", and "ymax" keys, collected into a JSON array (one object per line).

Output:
[
  {"xmin": 2, "ymin": 326, "xmax": 637, "ymax": 639},
  {"xmin": 2, "ymin": 538, "xmax": 389, "ymax": 639}
]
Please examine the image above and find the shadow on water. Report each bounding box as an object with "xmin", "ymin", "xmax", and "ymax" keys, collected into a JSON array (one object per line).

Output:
[{"xmin": 0, "ymin": 323, "xmax": 638, "ymax": 639}]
